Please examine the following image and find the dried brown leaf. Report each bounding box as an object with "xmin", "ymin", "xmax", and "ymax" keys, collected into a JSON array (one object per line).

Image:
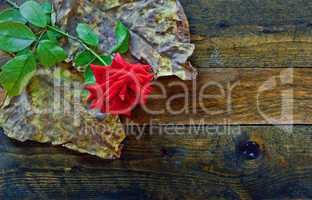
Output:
[
  {"xmin": 0, "ymin": 68, "xmax": 126, "ymax": 159},
  {"xmin": 54, "ymin": 0, "xmax": 196, "ymax": 79}
]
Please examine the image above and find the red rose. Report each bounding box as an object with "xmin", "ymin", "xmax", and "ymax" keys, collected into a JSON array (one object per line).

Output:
[{"xmin": 85, "ymin": 53, "xmax": 154, "ymax": 117}]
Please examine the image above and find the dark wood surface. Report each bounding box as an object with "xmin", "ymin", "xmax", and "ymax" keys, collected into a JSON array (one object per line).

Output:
[
  {"xmin": 2, "ymin": 126, "xmax": 312, "ymax": 200},
  {"xmin": 2, "ymin": 0, "xmax": 312, "ymax": 199},
  {"xmin": 182, "ymin": 0, "xmax": 312, "ymax": 68}
]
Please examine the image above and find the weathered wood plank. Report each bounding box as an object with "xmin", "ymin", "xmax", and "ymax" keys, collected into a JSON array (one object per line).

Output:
[
  {"xmin": 130, "ymin": 68, "xmax": 312, "ymax": 125},
  {"xmin": 1, "ymin": 126, "xmax": 312, "ymax": 199},
  {"xmin": 181, "ymin": 0, "xmax": 312, "ymax": 36},
  {"xmin": 179, "ymin": 0, "xmax": 312, "ymax": 68},
  {"xmin": 3, "ymin": 0, "xmax": 312, "ymax": 69},
  {"xmin": 1, "ymin": 67, "xmax": 310, "ymax": 125},
  {"xmin": 0, "ymin": 1, "xmax": 312, "ymax": 200},
  {"xmin": 191, "ymin": 34, "xmax": 312, "ymax": 68}
]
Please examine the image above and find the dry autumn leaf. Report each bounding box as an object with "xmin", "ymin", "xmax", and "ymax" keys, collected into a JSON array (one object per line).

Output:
[
  {"xmin": 0, "ymin": 68, "xmax": 126, "ymax": 159},
  {"xmin": 54, "ymin": 0, "xmax": 196, "ymax": 80}
]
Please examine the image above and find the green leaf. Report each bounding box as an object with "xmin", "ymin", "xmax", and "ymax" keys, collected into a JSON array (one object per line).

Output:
[
  {"xmin": 93, "ymin": 55, "xmax": 113, "ymax": 65},
  {"xmin": 74, "ymin": 50, "xmax": 95, "ymax": 67},
  {"xmin": 0, "ymin": 22, "xmax": 36, "ymax": 52},
  {"xmin": 36, "ymin": 40, "xmax": 67, "ymax": 68},
  {"xmin": 111, "ymin": 21, "xmax": 130, "ymax": 54},
  {"xmin": 76, "ymin": 23, "xmax": 99, "ymax": 46},
  {"xmin": 39, "ymin": 32, "xmax": 49, "ymax": 41},
  {"xmin": 0, "ymin": 53, "xmax": 37, "ymax": 97},
  {"xmin": 47, "ymin": 30, "xmax": 62, "ymax": 42},
  {"xmin": 41, "ymin": 2, "xmax": 52, "ymax": 14},
  {"xmin": 81, "ymin": 89, "xmax": 90, "ymax": 99},
  {"xmin": 46, "ymin": 14, "xmax": 51, "ymax": 25},
  {"xmin": 0, "ymin": 8, "xmax": 27, "ymax": 24},
  {"xmin": 84, "ymin": 65, "xmax": 96, "ymax": 85},
  {"xmin": 20, "ymin": 1, "xmax": 47, "ymax": 28},
  {"xmin": 16, "ymin": 48, "xmax": 31, "ymax": 56}
]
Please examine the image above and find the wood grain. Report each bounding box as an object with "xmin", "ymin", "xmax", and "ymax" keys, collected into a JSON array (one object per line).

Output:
[
  {"xmin": 180, "ymin": 0, "xmax": 312, "ymax": 68},
  {"xmin": 1, "ymin": 1, "xmax": 312, "ymax": 200},
  {"xmin": 1, "ymin": 126, "xmax": 312, "ymax": 199},
  {"xmin": 130, "ymin": 68, "xmax": 312, "ymax": 125}
]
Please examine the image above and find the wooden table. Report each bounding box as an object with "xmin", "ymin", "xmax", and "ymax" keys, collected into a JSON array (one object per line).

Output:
[{"xmin": 1, "ymin": 0, "xmax": 312, "ymax": 199}]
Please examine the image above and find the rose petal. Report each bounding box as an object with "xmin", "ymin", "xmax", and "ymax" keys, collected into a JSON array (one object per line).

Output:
[
  {"xmin": 119, "ymin": 85, "xmax": 128, "ymax": 101},
  {"xmin": 90, "ymin": 64, "xmax": 111, "ymax": 84},
  {"xmin": 87, "ymin": 54, "xmax": 154, "ymax": 117}
]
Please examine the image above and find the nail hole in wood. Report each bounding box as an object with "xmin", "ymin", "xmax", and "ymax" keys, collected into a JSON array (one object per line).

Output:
[{"xmin": 238, "ymin": 140, "xmax": 261, "ymax": 160}]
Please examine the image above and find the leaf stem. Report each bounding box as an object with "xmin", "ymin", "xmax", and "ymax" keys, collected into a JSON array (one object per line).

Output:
[
  {"xmin": 47, "ymin": 25, "xmax": 108, "ymax": 66},
  {"xmin": 5, "ymin": 0, "xmax": 19, "ymax": 9},
  {"xmin": 32, "ymin": 30, "xmax": 47, "ymax": 52}
]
